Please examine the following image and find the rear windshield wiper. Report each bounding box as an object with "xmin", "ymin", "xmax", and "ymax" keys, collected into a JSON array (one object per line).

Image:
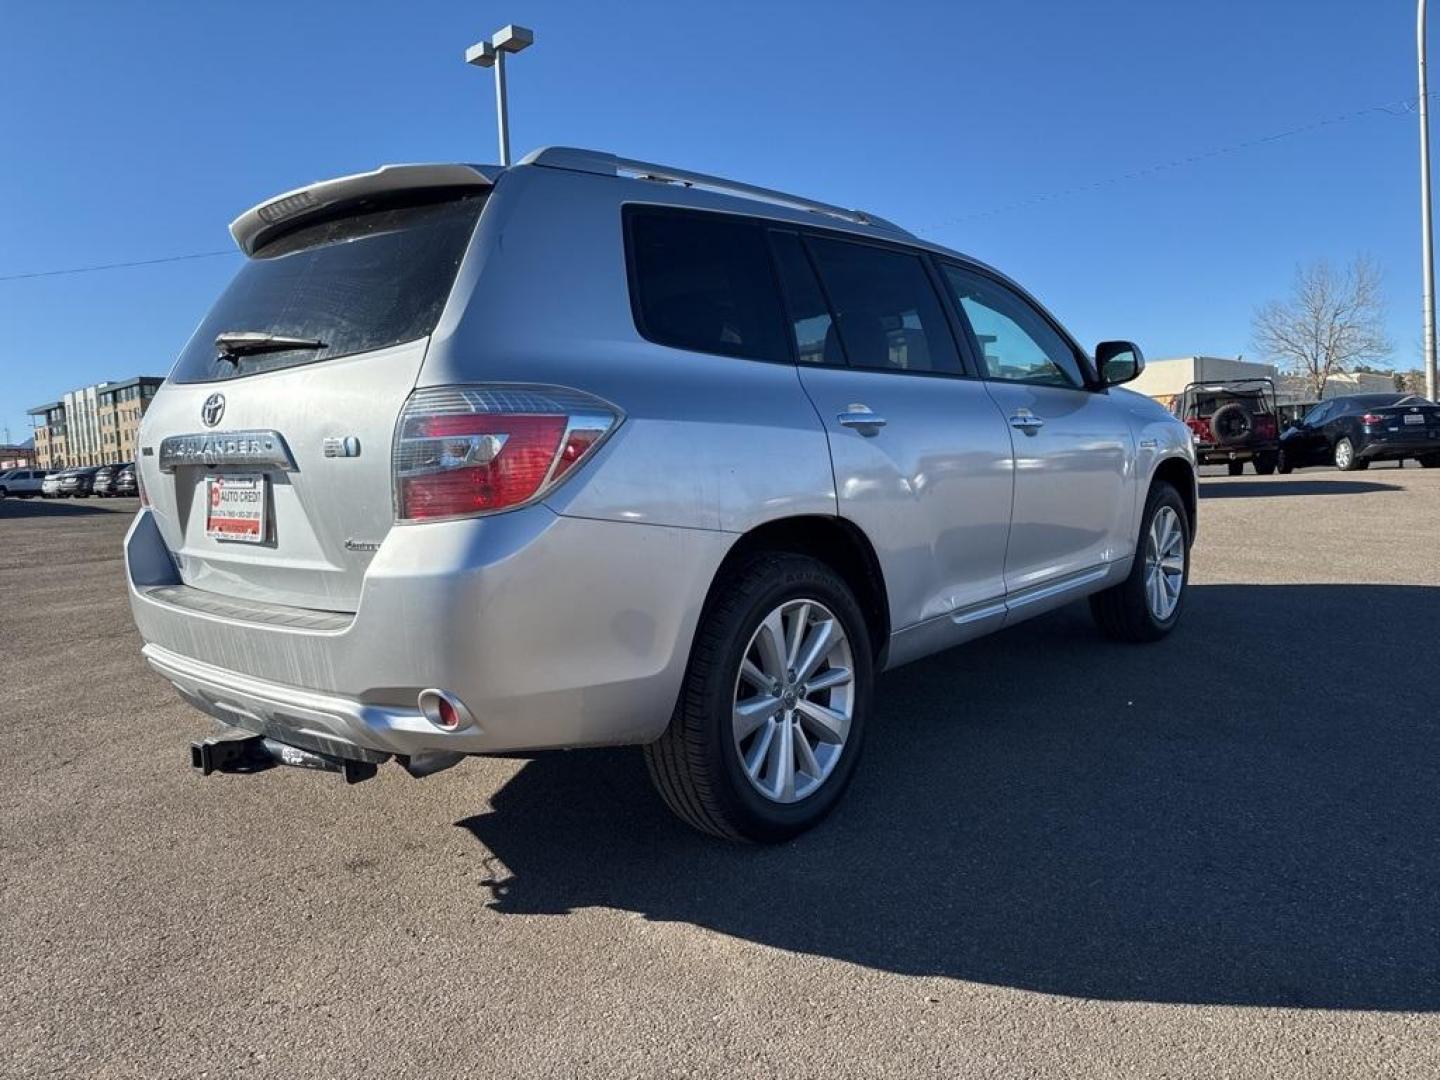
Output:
[{"xmin": 214, "ymin": 331, "xmax": 327, "ymax": 363}]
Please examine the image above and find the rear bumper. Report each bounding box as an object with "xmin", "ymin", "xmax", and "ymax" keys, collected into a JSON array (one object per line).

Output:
[
  {"xmin": 1195, "ymin": 444, "xmax": 1275, "ymax": 463},
  {"xmin": 125, "ymin": 505, "xmax": 733, "ymax": 757},
  {"xmin": 1358, "ymin": 435, "xmax": 1440, "ymax": 459}
]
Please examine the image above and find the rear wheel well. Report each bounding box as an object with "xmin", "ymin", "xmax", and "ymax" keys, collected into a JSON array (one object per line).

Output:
[
  {"xmin": 1151, "ymin": 457, "xmax": 1197, "ymax": 541},
  {"xmin": 706, "ymin": 516, "xmax": 890, "ymax": 660}
]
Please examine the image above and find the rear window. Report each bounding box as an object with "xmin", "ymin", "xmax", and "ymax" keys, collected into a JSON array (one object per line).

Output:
[
  {"xmin": 170, "ymin": 194, "xmax": 486, "ymax": 384},
  {"xmin": 625, "ymin": 207, "xmax": 789, "ymax": 363},
  {"xmin": 1179, "ymin": 386, "xmax": 1275, "ymax": 418}
]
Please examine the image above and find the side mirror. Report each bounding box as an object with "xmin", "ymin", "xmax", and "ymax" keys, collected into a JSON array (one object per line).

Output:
[{"xmin": 1095, "ymin": 341, "xmax": 1145, "ymax": 387}]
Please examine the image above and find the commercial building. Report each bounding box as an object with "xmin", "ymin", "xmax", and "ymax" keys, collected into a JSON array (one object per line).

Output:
[
  {"xmin": 28, "ymin": 376, "xmax": 164, "ymax": 469},
  {"xmin": 1, "ymin": 443, "xmax": 37, "ymax": 470},
  {"xmin": 1128, "ymin": 357, "xmax": 1279, "ymax": 409},
  {"xmin": 1130, "ymin": 356, "xmax": 1400, "ymax": 413}
]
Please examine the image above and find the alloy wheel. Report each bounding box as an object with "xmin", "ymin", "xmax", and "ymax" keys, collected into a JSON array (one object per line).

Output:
[
  {"xmin": 1144, "ymin": 506, "xmax": 1185, "ymax": 621},
  {"xmin": 731, "ymin": 598, "xmax": 855, "ymax": 804}
]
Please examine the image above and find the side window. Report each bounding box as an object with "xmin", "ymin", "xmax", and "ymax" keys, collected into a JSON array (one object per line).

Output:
[
  {"xmin": 768, "ymin": 231, "xmax": 835, "ymax": 365},
  {"xmin": 625, "ymin": 207, "xmax": 789, "ymax": 363},
  {"xmin": 803, "ymin": 236, "xmax": 963, "ymax": 375},
  {"xmin": 1303, "ymin": 402, "xmax": 1332, "ymax": 426},
  {"xmin": 942, "ymin": 265, "xmax": 1085, "ymax": 388}
]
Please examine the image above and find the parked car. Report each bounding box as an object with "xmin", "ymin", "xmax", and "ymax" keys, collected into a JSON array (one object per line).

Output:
[
  {"xmin": 1173, "ymin": 378, "xmax": 1281, "ymax": 475},
  {"xmin": 1278, "ymin": 394, "xmax": 1440, "ymax": 471},
  {"xmin": 41, "ymin": 470, "xmax": 67, "ymax": 498},
  {"xmin": 126, "ymin": 148, "xmax": 1196, "ymax": 842},
  {"xmin": 59, "ymin": 467, "xmax": 99, "ymax": 497},
  {"xmin": 114, "ymin": 463, "xmax": 138, "ymax": 497},
  {"xmin": 0, "ymin": 468, "xmax": 49, "ymax": 499},
  {"xmin": 92, "ymin": 462, "xmax": 132, "ymax": 497}
]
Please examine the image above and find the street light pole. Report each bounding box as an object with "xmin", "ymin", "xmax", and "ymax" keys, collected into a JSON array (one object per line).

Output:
[
  {"xmin": 1420, "ymin": 0, "xmax": 1438, "ymax": 401},
  {"xmin": 493, "ymin": 47, "xmax": 511, "ymax": 166},
  {"xmin": 465, "ymin": 24, "xmax": 535, "ymax": 167}
]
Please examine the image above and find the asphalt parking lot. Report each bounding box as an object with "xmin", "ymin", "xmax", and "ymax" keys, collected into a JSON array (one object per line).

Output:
[{"xmin": 3, "ymin": 469, "xmax": 1439, "ymax": 1079}]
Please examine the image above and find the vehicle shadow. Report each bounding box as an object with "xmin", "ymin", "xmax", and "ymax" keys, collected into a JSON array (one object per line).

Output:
[
  {"xmin": 0, "ymin": 498, "xmax": 121, "ymax": 517},
  {"xmin": 457, "ymin": 584, "xmax": 1440, "ymax": 1011},
  {"xmin": 1200, "ymin": 479, "xmax": 1401, "ymax": 499}
]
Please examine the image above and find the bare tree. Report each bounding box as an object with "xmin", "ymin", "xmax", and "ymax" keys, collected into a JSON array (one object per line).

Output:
[{"xmin": 1252, "ymin": 256, "xmax": 1393, "ymax": 399}]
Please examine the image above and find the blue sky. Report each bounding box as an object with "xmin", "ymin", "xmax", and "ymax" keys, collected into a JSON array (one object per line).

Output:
[{"xmin": 0, "ymin": 0, "xmax": 1428, "ymax": 443}]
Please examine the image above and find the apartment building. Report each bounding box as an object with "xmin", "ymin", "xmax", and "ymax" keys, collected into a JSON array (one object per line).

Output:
[
  {"xmin": 27, "ymin": 376, "xmax": 164, "ymax": 469},
  {"xmin": 97, "ymin": 377, "xmax": 163, "ymax": 463},
  {"xmin": 27, "ymin": 401, "xmax": 67, "ymax": 469}
]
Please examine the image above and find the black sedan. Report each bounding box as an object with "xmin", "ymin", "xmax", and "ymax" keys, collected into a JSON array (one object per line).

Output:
[
  {"xmin": 58, "ymin": 467, "xmax": 100, "ymax": 497},
  {"xmin": 1278, "ymin": 394, "xmax": 1440, "ymax": 472}
]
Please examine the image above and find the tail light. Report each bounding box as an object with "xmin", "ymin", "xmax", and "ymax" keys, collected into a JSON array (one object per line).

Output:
[
  {"xmin": 393, "ymin": 385, "xmax": 621, "ymax": 522},
  {"xmin": 1186, "ymin": 418, "xmax": 1213, "ymax": 443},
  {"xmin": 1361, "ymin": 413, "xmax": 1385, "ymax": 425}
]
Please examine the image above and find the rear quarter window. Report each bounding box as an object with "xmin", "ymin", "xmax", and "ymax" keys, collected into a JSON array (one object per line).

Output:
[
  {"xmin": 624, "ymin": 206, "xmax": 789, "ymax": 363},
  {"xmin": 170, "ymin": 194, "xmax": 486, "ymax": 384}
]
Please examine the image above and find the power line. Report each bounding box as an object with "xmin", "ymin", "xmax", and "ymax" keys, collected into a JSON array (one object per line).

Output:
[
  {"xmin": 0, "ymin": 248, "xmax": 236, "ymax": 282},
  {"xmin": 923, "ymin": 92, "xmax": 1434, "ymax": 230},
  {"xmin": 1, "ymin": 91, "xmax": 1433, "ymax": 280}
]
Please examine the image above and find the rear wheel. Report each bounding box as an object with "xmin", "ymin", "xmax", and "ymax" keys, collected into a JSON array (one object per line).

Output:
[
  {"xmin": 1090, "ymin": 482, "xmax": 1190, "ymax": 643},
  {"xmin": 1253, "ymin": 453, "xmax": 1277, "ymax": 475},
  {"xmin": 1226, "ymin": 461, "xmax": 1244, "ymax": 477},
  {"xmin": 1277, "ymin": 449, "xmax": 1294, "ymax": 474},
  {"xmin": 1419, "ymin": 453, "xmax": 1440, "ymax": 469},
  {"xmin": 646, "ymin": 553, "xmax": 872, "ymax": 843},
  {"xmin": 1333, "ymin": 437, "xmax": 1367, "ymax": 471}
]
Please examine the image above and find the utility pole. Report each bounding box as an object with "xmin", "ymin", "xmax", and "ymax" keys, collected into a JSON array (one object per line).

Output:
[
  {"xmin": 1420, "ymin": 0, "xmax": 1438, "ymax": 400},
  {"xmin": 465, "ymin": 25, "xmax": 535, "ymax": 166}
]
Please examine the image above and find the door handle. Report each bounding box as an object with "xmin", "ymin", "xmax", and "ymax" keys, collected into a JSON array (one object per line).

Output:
[
  {"xmin": 1009, "ymin": 410, "xmax": 1044, "ymax": 434},
  {"xmin": 837, "ymin": 405, "xmax": 887, "ymax": 435}
]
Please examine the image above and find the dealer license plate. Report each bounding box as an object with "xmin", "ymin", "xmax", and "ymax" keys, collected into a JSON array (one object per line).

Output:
[{"xmin": 205, "ymin": 473, "xmax": 267, "ymax": 543}]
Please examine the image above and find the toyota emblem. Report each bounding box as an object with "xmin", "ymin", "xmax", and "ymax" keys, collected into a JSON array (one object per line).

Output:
[{"xmin": 201, "ymin": 393, "xmax": 226, "ymax": 427}]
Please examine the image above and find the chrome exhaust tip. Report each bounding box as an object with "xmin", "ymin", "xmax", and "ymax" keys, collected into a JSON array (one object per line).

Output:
[{"xmin": 417, "ymin": 688, "xmax": 476, "ymax": 732}]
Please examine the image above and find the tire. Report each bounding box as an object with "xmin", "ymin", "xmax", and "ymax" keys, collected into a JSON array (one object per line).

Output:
[
  {"xmin": 1253, "ymin": 453, "xmax": 1277, "ymax": 476},
  {"xmin": 1210, "ymin": 402, "xmax": 1254, "ymax": 446},
  {"xmin": 0, "ymin": 488, "xmax": 7, "ymax": 501},
  {"xmin": 1090, "ymin": 482, "xmax": 1190, "ymax": 643},
  {"xmin": 1226, "ymin": 460, "xmax": 1244, "ymax": 477},
  {"xmin": 644, "ymin": 552, "xmax": 873, "ymax": 843},
  {"xmin": 1277, "ymin": 450, "xmax": 1294, "ymax": 474},
  {"xmin": 1420, "ymin": 453, "xmax": 1440, "ymax": 469},
  {"xmin": 1333, "ymin": 437, "xmax": 1365, "ymax": 471}
]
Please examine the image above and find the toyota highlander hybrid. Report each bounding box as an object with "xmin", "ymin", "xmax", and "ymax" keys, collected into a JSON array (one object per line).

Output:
[{"xmin": 124, "ymin": 147, "xmax": 1197, "ymax": 841}]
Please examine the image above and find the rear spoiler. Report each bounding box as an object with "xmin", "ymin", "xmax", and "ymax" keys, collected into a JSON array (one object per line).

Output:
[{"xmin": 229, "ymin": 163, "xmax": 499, "ymax": 256}]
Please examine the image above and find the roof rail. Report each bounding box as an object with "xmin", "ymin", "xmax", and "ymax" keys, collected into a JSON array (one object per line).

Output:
[{"xmin": 519, "ymin": 146, "xmax": 912, "ymax": 236}]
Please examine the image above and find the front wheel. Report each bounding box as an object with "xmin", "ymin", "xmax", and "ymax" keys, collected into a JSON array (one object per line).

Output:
[
  {"xmin": 1090, "ymin": 482, "xmax": 1190, "ymax": 643},
  {"xmin": 1419, "ymin": 453, "xmax": 1440, "ymax": 469},
  {"xmin": 645, "ymin": 553, "xmax": 873, "ymax": 843},
  {"xmin": 1226, "ymin": 461, "xmax": 1245, "ymax": 477},
  {"xmin": 1253, "ymin": 453, "xmax": 1277, "ymax": 476},
  {"xmin": 1277, "ymin": 450, "xmax": 1294, "ymax": 474}
]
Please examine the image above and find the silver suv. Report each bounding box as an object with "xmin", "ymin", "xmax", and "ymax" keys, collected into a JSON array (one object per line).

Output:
[{"xmin": 126, "ymin": 148, "xmax": 1196, "ymax": 842}]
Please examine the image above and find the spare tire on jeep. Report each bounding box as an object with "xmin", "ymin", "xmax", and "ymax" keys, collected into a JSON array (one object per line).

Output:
[{"xmin": 1210, "ymin": 401, "xmax": 1254, "ymax": 445}]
